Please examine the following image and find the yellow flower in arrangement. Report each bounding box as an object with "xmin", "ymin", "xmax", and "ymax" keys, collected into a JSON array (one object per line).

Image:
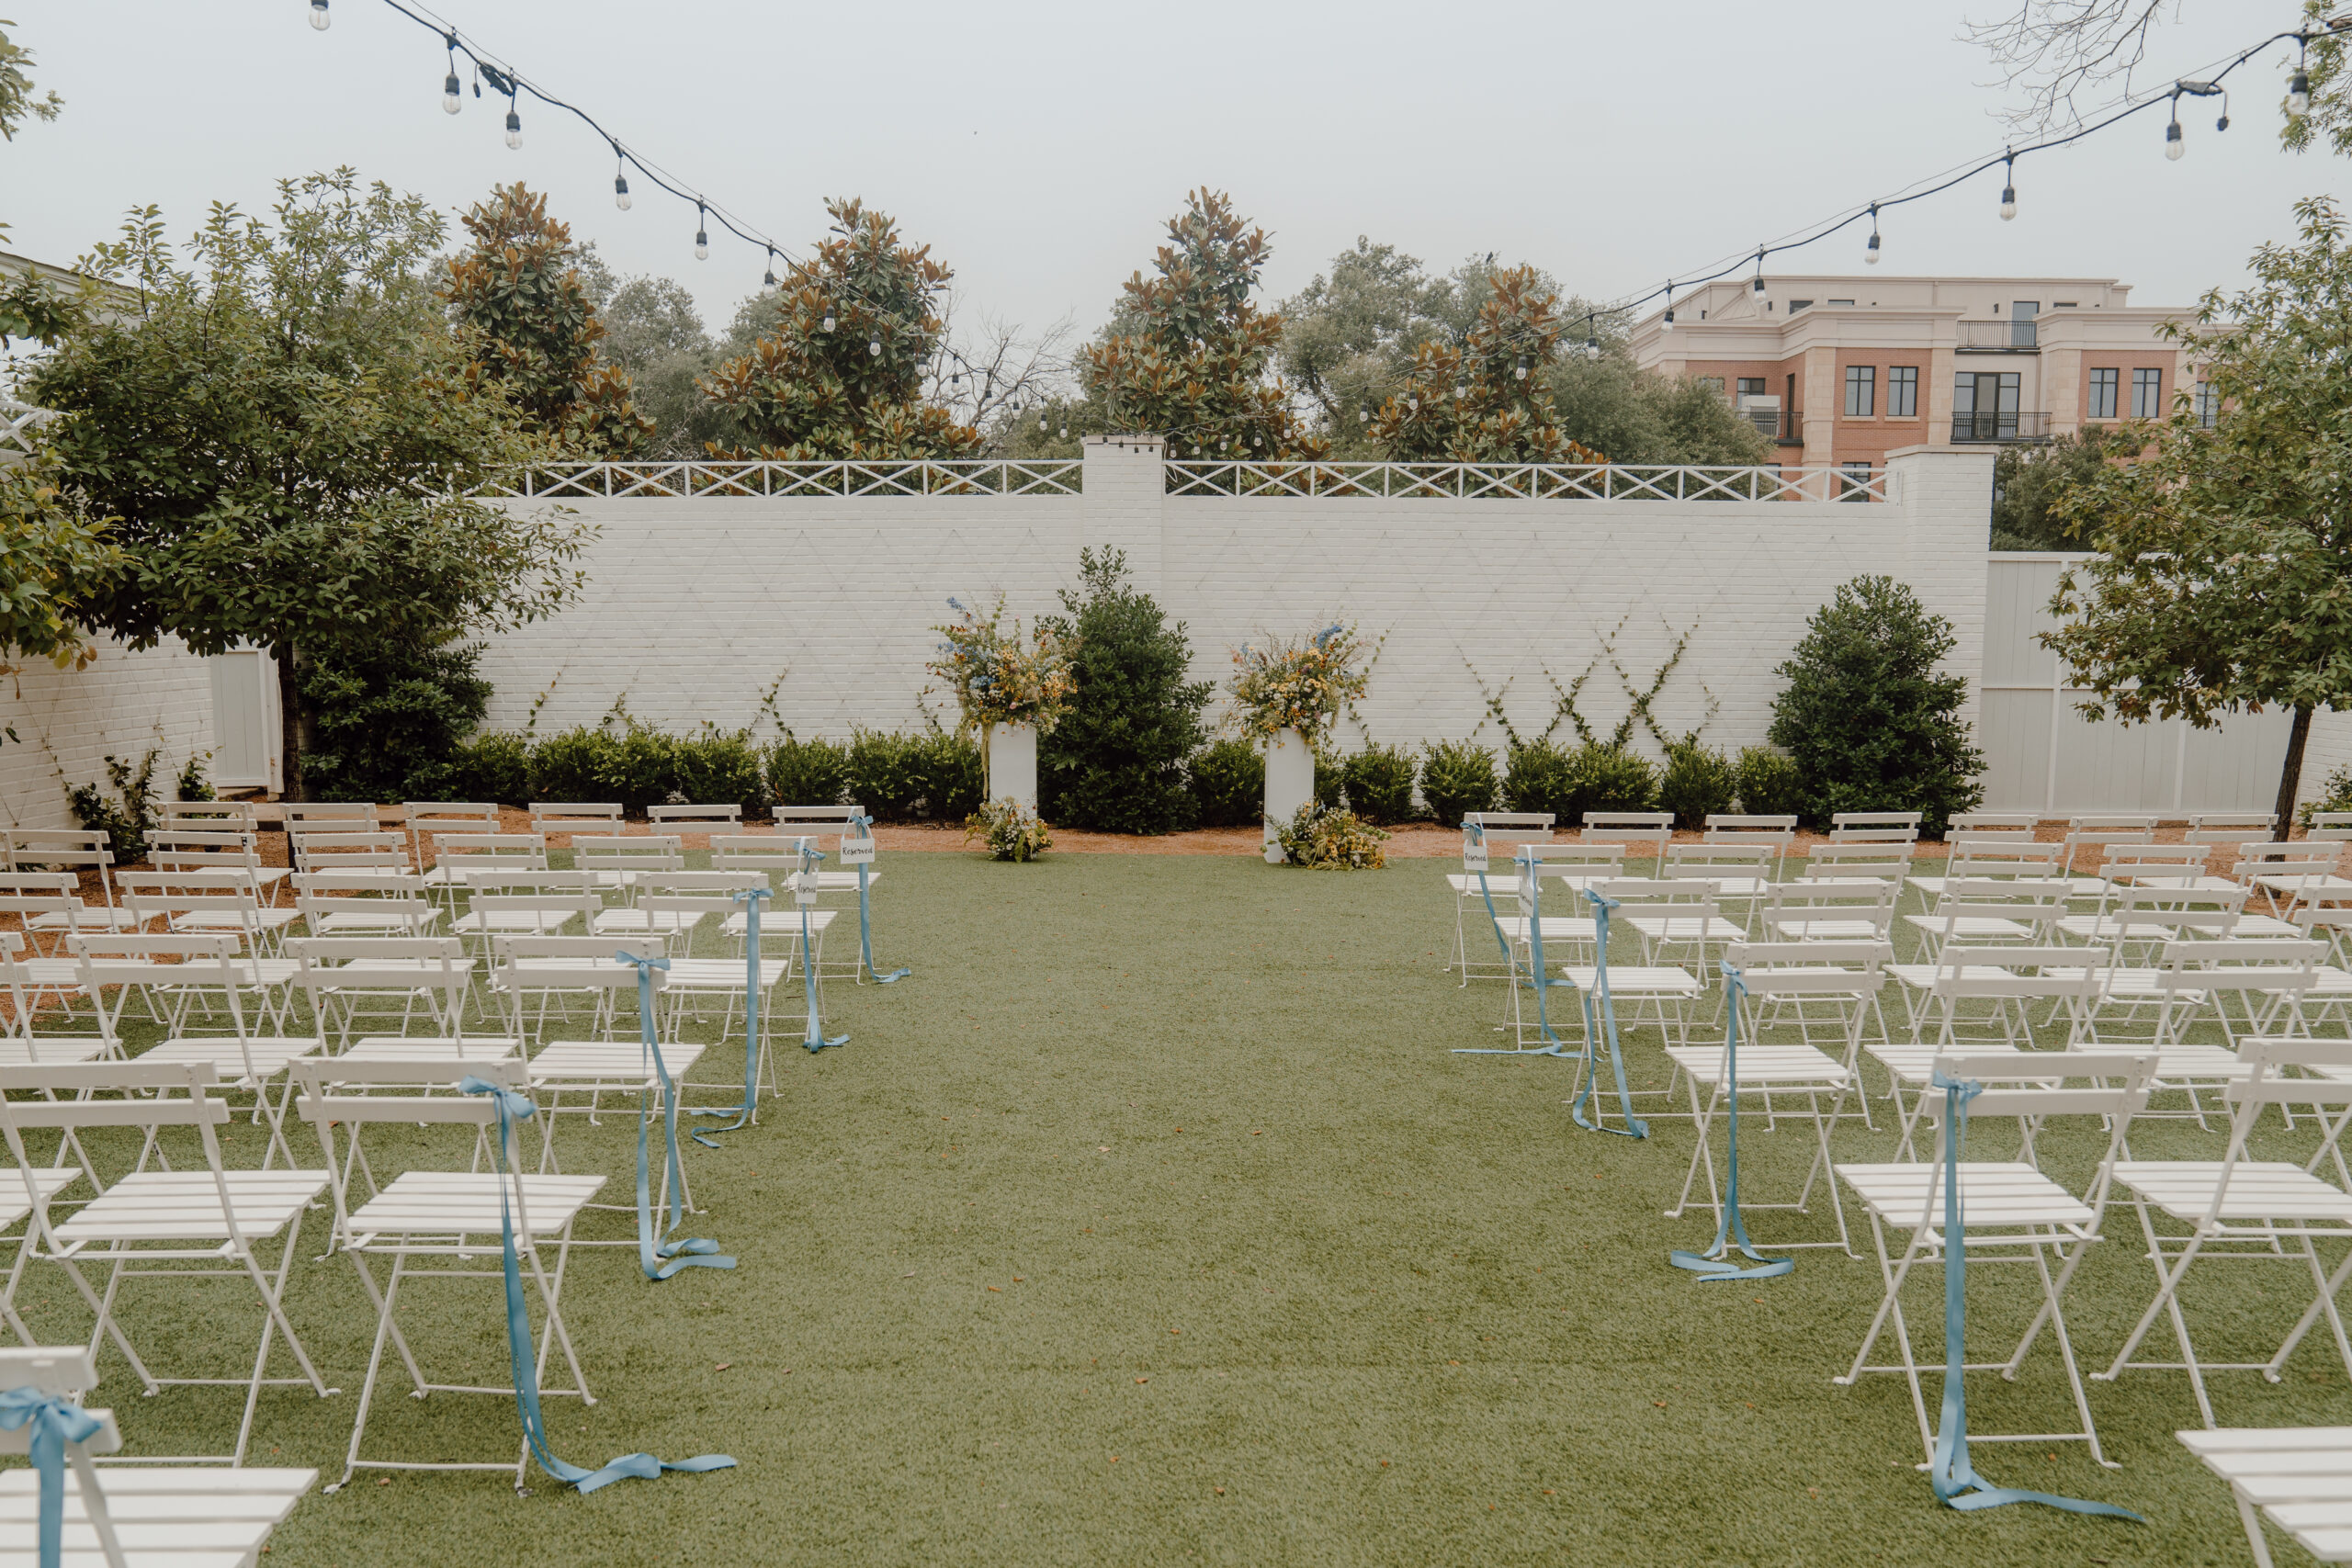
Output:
[
  {"xmin": 927, "ymin": 595, "xmax": 1077, "ymax": 734},
  {"xmin": 1227, "ymin": 623, "xmax": 1371, "ymax": 746}
]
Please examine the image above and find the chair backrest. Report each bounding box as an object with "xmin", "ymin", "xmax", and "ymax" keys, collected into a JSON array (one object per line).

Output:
[
  {"xmin": 431, "ymin": 831, "xmax": 548, "ymax": 872},
  {"xmin": 1665, "ymin": 842, "xmax": 1774, "ymax": 872},
  {"xmin": 1722, "ymin": 940, "xmax": 1892, "ymax": 996},
  {"xmin": 1928, "ymin": 945, "xmax": 2110, "ymax": 1002},
  {"xmin": 773, "ymin": 805, "xmax": 861, "ymax": 833},
  {"xmin": 2062, "ymin": 815, "xmax": 2157, "ymax": 871},
  {"xmin": 637, "ymin": 871, "xmax": 771, "ymax": 897},
  {"xmin": 2102, "ymin": 841, "xmax": 2215, "ymax": 873},
  {"xmin": 1765, "ymin": 878, "xmax": 1898, "ymax": 927},
  {"xmin": 1463, "ymin": 811, "xmax": 1555, "ymax": 850},
  {"xmin": 1948, "ymin": 812, "xmax": 2041, "ymax": 835},
  {"xmin": 1803, "ymin": 840, "xmax": 1912, "ymax": 878},
  {"xmin": 462, "ymin": 869, "xmax": 595, "ymax": 897},
  {"xmin": 293, "ymin": 870, "xmax": 428, "ymax": 898},
  {"xmin": 1, "ymin": 830, "xmax": 115, "ymax": 879},
  {"xmin": 1579, "ymin": 812, "xmax": 1673, "ymax": 863},
  {"xmin": 1703, "ymin": 814, "xmax": 1797, "ymax": 842},
  {"xmin": 0, "ymin": 1060, "xmax": 232, "ymax": 1135},
  {"xmin": 156, "ymin": 801, "xmax": 256, "ymax": 831},
  {"xmin": 647, "ymin": 803, "xmax": 744, "ymax": 827},
  {"xmin": 529, "ymin": 802, "xmax": 624, "ymax": 834},
  {"xmin": 710, "ymin": 834, "xmax": 801, "ymax": 873},
  {"xmin": 1828, "ymin": 812, "xmax": 1921, "ymax": 844},
  {"xmin": 1928, "ymin": 877, "xmax": 2070, "ymax": 935},
  {"xmin": 571, "ymin": 834, "xmax": 684, "ymax": 872},
  {"xmin": 2085, "ymin": 883, "xmax": 2246, "ymax": 939},
  {"xmin": 1595, "ymin": 879, "xmax": 1726, "ymax": 931},
  {"xmin": 118, "ymin": 871, "xmax": 271, "ymax": 941},
  {"xmin": 293, "ymin": 830, "xmax": 413, "ymax": 873},
  {"xmin": 282, "ymin": 802, "xmax": 379, "ymax": 830},
  {"xmin": 2307, "ymin": 811, "xmax": 2352, "ymax": 845},
  {"xmin": 2184, "ymin": 811, "xmax": 2278, "ymax": 848},
  {"xmin": 1948, "ymin": 836, "xmax": 2064, "ymax": 876},
  {"xmin": 2233, "ymin": 849, "xmax": 2342, "ymax": 893},
  {"xmin": 2157, "ymin": 938, "xmax": 2325, "ymax": 993},
  {"xmin": 2295, "ymin": 905, "xmax": 2352, "ymax": 964},
  {"xmin": 0, "ymin": 1346, "xmax": 100, "ymax": 1398},
  {"xmin": 461, "ymin": 894, "xmax": 600, "ymax": 930},
  {"xmin": 494, "ymin": 936, "xmax": 665, "ymax": 964},
  {"xmin": 403, "ymin": 802, "xmax": 500, "ymax": 829},
  {"xmin": 1514, "ymin": 842, "xmax": 1623, "ymax": 870},
  {"xmin": 1921, "ymin": 1051, "xmax": 2154, "ymax": 1181},
  {"xmin": 291, "ymin": 935, "xmax": 471, "ymax": 1015},
  {"xmin": 292, "ymin": 1056, "xmax": 533, "ymax": 1236},
  {"xmin": 294, "ymin": 887, "xmax": 437, "ymax": 936}
]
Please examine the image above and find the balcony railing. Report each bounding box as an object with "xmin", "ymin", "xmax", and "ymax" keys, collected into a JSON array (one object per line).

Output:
[
  {"xmin": 1958, "ymin": 320, "xmax": 2039, "ymax": 351},
  {"xmin": 1737, "ymin": 409, "xmax": 1804, "ymax": 446},
  {"xmin": 487, "ymin": 458, "xmax": 1084, "ymax": 498},
  {"xmin": 1950, "ymin": 411, "xmax": 2054, "ymax": 444}
]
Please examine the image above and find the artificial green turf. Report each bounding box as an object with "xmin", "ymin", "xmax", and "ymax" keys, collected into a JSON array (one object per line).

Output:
[{"xmin": 11, "ymin": 852, "xmax": 2350, "ymax": 1565}]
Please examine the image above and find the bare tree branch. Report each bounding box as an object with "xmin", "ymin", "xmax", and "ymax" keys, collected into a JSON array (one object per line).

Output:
[
  {"xmin": 1964, "ymin": 0, "xmax": 2181, "ymax": 131},
  {"xmin": 924, "ymin": 289, "xmax": 1075, "ymax": 433}
]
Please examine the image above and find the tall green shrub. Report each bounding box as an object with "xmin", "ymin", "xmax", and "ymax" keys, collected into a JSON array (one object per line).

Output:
[
  {"xmin": 1733, "ymin": 746, "xmax": 1803, "ymax": 818},
  {"xmin": 910, "ymin": 727, "xmax": 984, "ymax": 820},
  {"xmin": 413, "ymin": 731, "xmax": 530, "ymax": 805},
  {"xmin": 1563, "ymin": 742, "xmax": 1658, "ymax": 821},
  {"xmin": 1342, "ymin": 743, "xmax": 1419, "ymax": 824},
  {"xmin": 768, "ymin": 734, "xmax": 850, "ymax": 809},
  {"xmin": 298, "ymin": 638, "xmax": 492, "ymax": 803},
  {"xmin": 672, "ymin": 728, "xmax": 766, "ymax": 813},
  {"xmin": 845, "ymin": 728, "xmax": 924, "ymax": 819},
  {"xmin": 1036, "ymin": 547, "xmax": 1211, "ymax": 833},
  {"xmin": 1768, "ymin": 575, "xmax": 1985, "ymax": 834},
  {"xmin": 1419, "ymin": 740, "xmax": 1498, "ymax": 825},
  {"xmin": 1657, "ymin": 735, "xmax": 1736, "ymax": 828},
  {"xmin": 1501, "ymin": 740, "xmax": 1577, "ymax": 818}
]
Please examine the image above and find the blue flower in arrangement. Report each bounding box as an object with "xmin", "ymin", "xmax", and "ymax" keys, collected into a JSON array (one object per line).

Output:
[{"xmin": 946, "ymin": 596, "xmax": 967, "ymax": 613}]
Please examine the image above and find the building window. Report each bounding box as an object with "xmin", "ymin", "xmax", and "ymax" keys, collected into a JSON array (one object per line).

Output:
[
  {"xmin": 2132, "ymin": 367, "xmax": 2164, "ymax": 419},
  {"xmin": 2193, "ymin": 379, "xmax": 2219, "ymax": 427},
  {"xmin": 1827, "ymin": 299, "xmax": 1855, "ymax": 306},
  {"xmin": 1839, "ymin": 462, "xmax": 1873, "ymax": 502},
  {"xmin": 1736, "ymin": 378, "xmax": 1767, "ymax": 399},
  {"xmin": 1887, "ymin": 367, "xmax": 1918, "ymax": 419},
  {"xmin": 1696, "ymin": 377, "xmax": 1725, "ymax": 397},
  {"xmin": 2087, "ymin": 367, "xmax": 2120, "ymax": 420},
  {"xmin": 1789, "ymin": 299, "xmax": 1814, "ymax": 314},
  {"xmin": 1844, "ymin": 366, "xmax": 1876, "ymax": 418}
]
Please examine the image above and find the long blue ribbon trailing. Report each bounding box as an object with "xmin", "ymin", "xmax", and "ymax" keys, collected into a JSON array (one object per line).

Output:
[
  {"xmin": 1571, "ymin": 886, "xmax": 1648, "ymax": 1138},
  {"xmin": 1451, "ymin": 826, "xmax": 1573, "ymax": 1060},
  {"xmin": 1671, "ymin": 963, "xmax": 1791, "ymax": 1280},
  {"xmin": 692, "ymin": 887, "xmax": 769, "ymax": 1147},
  {"xmin": 845, "ymin": 812, "xmax": 910, "ymax": 984},
  {"xmin": 457, "ymin": 1076, "xmax": 736, "ymax": 1493},
  {"xmin": 0, "ymin": 1387, "xmax": 102, "ymax": 1568},
  {"xmin": 614, "ymin": 953, "xmax": 733, "ymax": 1280},
  {"xmin": 1925, "ymin": 1069, "xmax": 2141, "ymax": 1520},
  {"xmin": 794, "ymin": 839, "xmax": 849, "ymax": 1053}
]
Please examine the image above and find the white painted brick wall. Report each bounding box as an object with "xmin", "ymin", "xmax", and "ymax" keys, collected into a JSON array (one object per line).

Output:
[
  {"xmin": 0, "ymin": 637, "xmax": 216, "ymax": 829},
  {"xmin": 2301, "ymin": 708, "xmax": 2352, "ymax": 810},
  {"xmin": 477, "ymin": 447, "xmax": 1995, "ymax": 767}
]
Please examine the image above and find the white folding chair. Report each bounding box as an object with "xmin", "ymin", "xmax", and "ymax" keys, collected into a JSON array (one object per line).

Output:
[
  {"xmin": 491, "ymin": 938, "xmax": 666, "ymax": 1044},
  {"xmin": 1835, "ymin": 1051, "xmax": 2155, "ymax": 1469},
  {"xmin": 1802, "ymin": 840, "xmax": 1914, "ymax": 883},
  {"xmin": 117, "ymin": 871, "xmax": 301, "ymax": 955},
  {"xmin": 2061, "ymin": 814, "xmax": 2157, "ymax": 876},
  {"xmin": 0, "ymin": 1345, "xmax": 317, "ymax": 1566},
  {"xmin": 1556, "ymin": 881, "xmax": 1706, "ymax": 1050},
  {"xmin": 2, "ymin": 830, "xmax": 125, "ymax": 927},
  {"xmin": 1722, "ymin": 938, "xmax": 1893, "ymax": 1072},
  {"xmin": 73, "ymin": 932, "xmax": 298, "ymax": 1049},
  {"xmin": 1829, "ymin": 811, "xmax": 1921, "ymax": 844},
  {"xmin": 1661, "ymin": 842, "xmax": 1776, "ymax": 915},
  {"xmin": 1877, "ymin": 949, "xmax": 2109, "ymax": 1145},
  {"xmin": 2239, "ymin": 842, "xmax": 2352, "ymax": 919},
  {"xmin": 1487, "ymin": 855, "xmax": 1601, "ymax": 1045},
  {"xmin": 1760, "ymin": 878, "xmax": 1898, "ymax": 942},
  {"xmin": 647, "ymin": 803, "xmax": 743, "ymax": 830},
  {"xmin": 144, "ymin": 830, "xmax": 291, "ymax": 906},
  {"xmin": 2179, "ymin": 1426, "xmax": 2352, "ymax": 1568},
  {"xmin": 292, "ymin": 871, "xmax": 439, "ymax": 938},
  {"xmin": 291, "ymin": 1057, "xmax": 601, "ymax": 1492},
  {"xmin": 2086, "ymin": 939, "xmax": 2325, "ymax": 1051},
  {"xmin": 1442, "ymin": 814, "xmax": 1555, "ymax": 982},
  {"xmin": 2101, "ymin": 1038, "xmax": 2352, "ymax": 1427},
  {"xmin": 288, "ymin": 829, "xmax": 413, "ymax": 881},
  {"xmin": 0, "ymin": 1061, "xmax": 334, "ymax": 1466},
  {"xmin": 1907, "ymin": 836, "xmax": 2078, "ymax": 901},
  {"xmin": 1702, "ymin": 814, "xmax": 1799, "ymax": 878},
  {"xmin": 399, "ymin": 801, "xmax": 499, "ymax": 869},
  {"xmin": 2101, "ymin": 840, "xmax": 2239, "ymax": 895},
  {"xmin": 129, "ymin": 936, "xmax": 324, "ymax": 1168},
  {"xmin": 2056, "ymin": 883, "xmax": 2246, "ymax": 964},
  {"xmin": 0, "ymin": 946, "xmax": 110, "ymax": 1067},
  {"xmin": 291, "ymin": 936, "xmax": 476, "ymax": 1053},
  {"xmin": 1580, "ymin": 811, "xmax": 1673, "ymax": 871},
  {"xmin": 569, "ymin": 834, "xmax": 684, "ymax": 900},
  {"xmin": 421, "ymin": 833, "xmax": 548, "ymax": 914},
  {"xmin": 528, "ymin": 802, "xmax": 624, "ymax": 843},
  {"xmin": 1902, "ymin": 877, "xmax": 2068, "ymax": 962}
]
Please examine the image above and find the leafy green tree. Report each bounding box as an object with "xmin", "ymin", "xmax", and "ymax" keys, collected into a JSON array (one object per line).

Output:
[
  {"xmin": 701, "ymin": 197, "xmax": 979, "ymax": 460},
  {"xmin": 442, "ymin": 183, "xmax": 650, "ymax": 457},
  {"xmin": 2045, "ymin": 196, "xmax": 2352, "ymax": 829},
  {"xmin": 1988, "ymin": 428, "xmax": 2130, "ymax": 550},
  {"xmin": 0, "ymin": 16, "xmax": 60, "ymax": 143},
  {"xmin": 0, "ymin": 443, "xmax": 121, "ymax": 671},
  {"xmin": 1373, "ymin": 266, "xmax": 1604, "ymax": 463},
  {"xmin": 1276, "ymin": 238, "xmax": 1452, "ymax": 456},
  {"xmin": 1547, "ymin": 350, "xmax": 1771, "ymax": 465},
  {"xmin": 1038, "ymin": 547, "xmax": 1212, "ymax": 834},
  {"xmin": 28, "ymin": 169, "xmax": 590, "ymax": 799},
  {"xmin": 2281, "ymin": 0, "xmax": 2352, "ymax": 160},
  {"xmin": 1082, "ymin": 189, "xmax": 1322, "ymax": 459},
  {"xmin": 298, "ymin": 636, "xmax": 492, "ymax": 802},
  {"xmin": 1769, "ymin": 575, "xmax": 1984, "ymax": 833}
]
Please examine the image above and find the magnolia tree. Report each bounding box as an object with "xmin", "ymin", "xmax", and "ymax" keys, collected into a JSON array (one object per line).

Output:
[
  {"xmin": 28, "ymin": 171, "xmax": 589, "ymax": 799},
  {"xmin": 1372, "ymin": 265, "xmax": 1607, "ymax": 464},
  {"xmin": 1082, "ymin": 189, "xmax": 1323, "ymax": 460},
  {"xmin": 702, "ymin": 198, "xmax": 980, "ymax": 460},
  {"xmin": 2046, "ymin": 196, "xmax": 2352, "ymax": 829}
]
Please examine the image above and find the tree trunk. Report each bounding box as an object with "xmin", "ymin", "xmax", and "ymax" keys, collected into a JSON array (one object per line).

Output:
[
  {"xmin": 2274, "ymin": 703, "xmax": 2314, "ymax": 839},
  {"xmin": 275, "ymin": 642, "xmax": 307, "ymax": 803}
]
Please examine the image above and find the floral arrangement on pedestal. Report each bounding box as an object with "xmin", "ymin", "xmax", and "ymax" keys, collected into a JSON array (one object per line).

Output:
[
  {"xmin": 965, "ymin": 796, "xmax": 1053, "ymax": 862},
  {"xmin": 927, "ymin": 594, "xmax": 1077, "ymax": 735},
  {"xmin": 1269, "ymin": 800, "xmax": 1390, "ymax": 870},
  {"xmin": 1227, "ymin": 623, "xmax": 1371, "ymax": 749}
]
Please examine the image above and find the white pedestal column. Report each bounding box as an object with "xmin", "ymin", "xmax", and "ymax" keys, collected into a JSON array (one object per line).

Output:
[
  {"xmin": 986, "ymin": 722, "xmax": 1038, "ymax": 814},
  {"xmin": 1262, "ymin": 728, "xmax": 1314, "ymax": 863}
]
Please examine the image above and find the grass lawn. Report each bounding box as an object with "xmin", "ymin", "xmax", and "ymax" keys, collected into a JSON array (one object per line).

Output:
[{"xmin": 12, "ymin": 850, "xmax": 2346, "ymax": 1565}]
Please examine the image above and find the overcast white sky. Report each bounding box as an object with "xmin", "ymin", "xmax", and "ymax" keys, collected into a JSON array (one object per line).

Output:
[{"xmin": 6, "ymin": 2, "xmax": 2346, "ymax": 345}]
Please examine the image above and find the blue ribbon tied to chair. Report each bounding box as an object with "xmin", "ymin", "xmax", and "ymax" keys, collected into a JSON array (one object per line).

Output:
[
  {"xmin": 1451, "ymin": 828, "xmax": 1576, "ymax": 1062},
  {"xmin": 0, "ymin": 1387, "xmax": 103, "ymax": 1568},
  {"xmin": 693, "ymin": 887, "xmax": 769, "ymax": 1147},
  {"xmin": 1670, "ymin": 962, "xmax": 1791, "ymax": 1280},
  {"xmin": 458, "ymin": 1076, "xmax": 736, "ymax": 1493},
  {"xmin": 614, "ymin": 952, "xmax": 734, "ymax": 1280},
  {"xmin": 1924, "ymin": 1069, "xmax": 2140, "ymax": 1520},
  {"xmin": 792, "ymin": 838, "xmax": 849, "ymax": 1053},
  {"xmin": 1570, "ymin": 886, "xmax": 1648, "ymax": 1138},
  {"xmin": 842, "ymin": 812, "xmax": 910, "ymax": 984}
]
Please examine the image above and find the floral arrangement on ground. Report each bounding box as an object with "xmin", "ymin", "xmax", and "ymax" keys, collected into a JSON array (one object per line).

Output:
[
  {"xmin": 965, "ymin": 796, "xmax": 1053, "ymax": 862},
  {"xmin": 1269, "ymin": 799, "xmax": 1389, "ymax": 870}
]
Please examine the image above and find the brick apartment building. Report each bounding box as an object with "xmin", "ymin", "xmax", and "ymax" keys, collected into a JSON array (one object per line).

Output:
[{"xmin": 1626, "ymin": 275, "xmax": 2210, "ymax": 490}]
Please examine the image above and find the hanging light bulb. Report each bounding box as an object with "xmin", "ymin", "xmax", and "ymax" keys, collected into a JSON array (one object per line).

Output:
[
  {"xmin": 443, "ymin": 70, "xmax": 463, "ymax": 114},
  {"xmin": 2165, "ymin": 112, "xmax": 2185, "ymax": 160},
  {"xmin": 762, "ymin": 247, "xmax": 777, "ymax": 289},
  {"xmin": 1514, "ymin": 355, "xmax": 1530, "ymax": 381},
  {"xmin": 1453, "ymin": 379, "xmax": 1467, "ymax": 400},
  {"xmin": 1059, "ymin": 423, "xmax": 1069, "ymax": 439},
  {"xmin": 1407, "ymin": 394, "xmax": 1419, "ymax": 412},
  {"xmin": 1864, "ymin": 207, "xmax": 1881, "ymax": 265},
  {"xmin": 308, "ymin": 0, "xmax": 332, "ymax": 30},
  {"xmin": 1038, "ymin": 414, "xmax": 1047, "ymax": 434},
  {"xmin": 950, "ymin": 371, "xmax": 963, "ymax": 387},
  {"xmin": 2291, "ymin": 69, "xmax": 2312, "ymax": 118},
  {"xmin": 1999, "ymin": 155, "xmax": 2017, "ymax": 221},
  {"xmin": 1219, "ymin": 435, "xmax": 1229, "ymax": 451},
  {"xmin": 694, "ymin": 205, "xmax": 709, "ymax": 262},
  {"xmin": 1661, "ymin": 284, "xmax": 1675, "ymax": 333},
  {"xmin": 503, "ymin": 103, "xmax": 523, "ymax": 151},
  {"xmin": 1358, "ymin": 405, "xmax": 1371, "ymax": 423},
  {"xmin": 1584, "ymin": 330, "xmax": 1599, "ymax": 355},
  {"xmin": 868, "ymin": 336, "xmax": 882, "ymax": 357},
  {"xmin": 821, "ymin": 307, "xmax": 836, "ymax": 333},
  {"xmin": 1751, "ymin": 253, "xmax": 1770, "ymax": 304},
  {"xmin": 1251, "ymin": 433, "xmax": 1262, "ymax": 447},
  {"xmin": 2215, "ymin": 91, "xmax": 2231, "ymax": 132},
  {"xmin": 614, "ymin": 168, "xmax": 631, "ymax": 211}
]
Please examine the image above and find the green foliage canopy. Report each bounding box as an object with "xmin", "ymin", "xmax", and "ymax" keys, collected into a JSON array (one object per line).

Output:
[{"xmin": 1038, "ymin": 547, "xmax": 1212, "ymax": 835}]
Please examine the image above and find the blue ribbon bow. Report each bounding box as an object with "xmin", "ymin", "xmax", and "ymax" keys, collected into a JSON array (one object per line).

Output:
[
  {"xmin": 0, "ymin": 1387, "xmax": 104, "ymax": 1568},
  {"xmin": 457, "ymin": 1076, "xmax": 736, "ymax": 1493},
  {"xmin": 693, "ymin": 888, "xmax": 769, "ymax": 1147},
  {"xmin": 844, "ymin": 812, "xmax": 910, "ymax": 985},
  {"xmin": 1671, "ymin": 963, "xmax": 1790, "ymax": 1280},
  {"xmin": 1570, "ymin": 886, "xmax": 1648, "ymax": 1138},
  {"xmin": 1923, "ymin": 1069, "xmax": 2141, "ymax": 1520},
  {"xmin": 613, "ymin": 953, "xmax": 734, "ymax": 1280},
  {"xmin": 793, "ymin": 839, "xmax": 849, "ymax": 1053}
]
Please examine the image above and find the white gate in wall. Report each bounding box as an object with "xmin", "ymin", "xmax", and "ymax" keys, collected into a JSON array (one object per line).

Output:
[{"xmin": 1979, "ymin": 554, "xmax": 2290, "ymax": 815}]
